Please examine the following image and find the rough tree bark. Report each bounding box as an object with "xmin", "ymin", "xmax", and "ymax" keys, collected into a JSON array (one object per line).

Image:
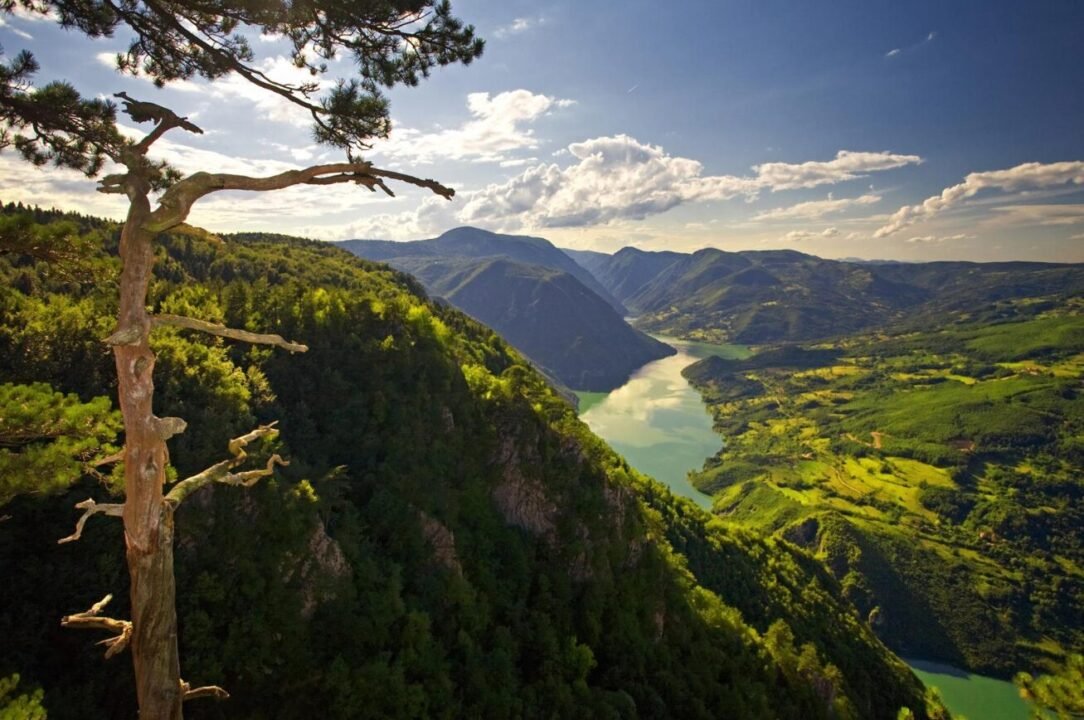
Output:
[{"xmin": 60, "ymin": 96, "xmax": 454, "ymax": 719}]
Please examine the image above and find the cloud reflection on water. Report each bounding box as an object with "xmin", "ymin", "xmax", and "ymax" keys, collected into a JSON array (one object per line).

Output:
[{"xmin": 580, "ymin": 345, "xmax": 721, "ymax": 509}]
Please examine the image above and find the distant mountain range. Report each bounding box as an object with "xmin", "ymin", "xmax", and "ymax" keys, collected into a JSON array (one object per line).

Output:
[
  {"xmin": 341, "ymin": 227, "xmax": 1084, "ymax": 379},
  {"xmin": 338, "ymin": 228, "xmax": 672, "ymax": 391},
  {"xmin": 566, "ymin": 245, "xmax": 1084, "ymax": 343},
  {"xmin": 341, "ymin": 227, "xmax": 625, "ymax": 314}
]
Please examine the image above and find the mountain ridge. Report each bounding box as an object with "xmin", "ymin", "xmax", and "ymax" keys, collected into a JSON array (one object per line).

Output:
[
  {"xmin": 565, "ymin": 244, "xmax": 1084, "ymax": 343},
  {"xmin": 339, "ymin": 226, "xmax": 626, "ymax": 314},
  {"xmin": 340, "ymin": 228, "xmax": 673, "ymax": 392}
]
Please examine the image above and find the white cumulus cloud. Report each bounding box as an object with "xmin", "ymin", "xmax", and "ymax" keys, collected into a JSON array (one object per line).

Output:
[
  {"xmin": 875, "ymin": 161, "xmax": 1084, "ymax": 237},
  {"xmin": 458, "ymin": 134, "xmax": 763, "ymax": 229},
  {"xmin": 460, "ymin": 141, "xmax": 918, "ymax": 229},
  {"xmin": 351, "ymin": 138, "xmax": 922, "ymax": 237},
  {"xmin": 371, "ymin": 90, "xmax": 573, "ymax": 165},
  {"xmin": 783, "ymin": 227, "xmax": 840, "ymax": 242},
  {"xmin": 754, "ymin": 150, "xmax": 922, "ymax": 191}
]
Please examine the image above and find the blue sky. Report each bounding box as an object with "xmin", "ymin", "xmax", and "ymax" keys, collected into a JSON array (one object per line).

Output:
[{"xmin": 2, "ymin": 0, "xmax": 1083, "ymax": 261}]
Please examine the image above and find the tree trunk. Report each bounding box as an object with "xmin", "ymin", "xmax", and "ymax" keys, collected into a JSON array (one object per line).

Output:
[{"xmin": 114, "ymin": 189, "xmax": 184, "ymax": 719}]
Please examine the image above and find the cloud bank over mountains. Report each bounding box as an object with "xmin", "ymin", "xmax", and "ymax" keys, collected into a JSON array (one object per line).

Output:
[
  {"xmin": 349, "ymin": 130, "xmax": 924, "ymax": 238},
  {"xmin": 875, "ymin": 161, "xmax": 1084, "ymax": 237}
]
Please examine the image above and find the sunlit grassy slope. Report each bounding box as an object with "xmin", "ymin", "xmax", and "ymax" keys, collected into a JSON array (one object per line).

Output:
[{"xmin": 683, "ymin": 308, "xmax": 1084, "ymax": 676}]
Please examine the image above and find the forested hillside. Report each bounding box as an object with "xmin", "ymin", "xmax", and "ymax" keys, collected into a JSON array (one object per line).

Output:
[
  {"xmin": 378, "ymin": 255, "xmax": 673, "ymax": 391},
  {"xmin": 340, "ymin": 229, "xmax": 671, "ymax": 391},
  {"xmin": 571, "ymin": 246, "xmax": 1084, "ymax": 344},
  {"xmin": 681, "ymin": 309, "xmax": 1084, "ymax": 676},
  {"xmin": 0, "ymin": 205, "xmax": 945, "ymax": 719}
]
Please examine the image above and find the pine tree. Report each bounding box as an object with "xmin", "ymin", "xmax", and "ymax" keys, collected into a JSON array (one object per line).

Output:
[
  {"xmin": 0, "ymin": 3, "xmax": 483, "ymax": 717},
  {"xmin": 0, "ymin": 382, "xmax": 122, "ymax": 506}
]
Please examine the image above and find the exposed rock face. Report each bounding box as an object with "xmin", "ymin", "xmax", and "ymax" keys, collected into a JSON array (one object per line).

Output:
[
  {"xmin": 282, "ymin": 521, "xmax": 351, "ymax": 619},
  {"xmin": 418, "ymin": 510, "xmax": 462, "ymax": 575},
  {"xmin": 491, "ymin": 473, "xmax": 558, "ymax": 538},
  {"xmin": 653, "ymin": 605, "xmax": 666, "ymax": 641},
  {"xmin": 807, "ymin": 671, "xmax": 838, "ymax": 715},
  {"xmin": 491, "ymin": 436, "xmax": 558, "ymax": 539},
  {"xmin": 489, "ymin": 425, "xmax": 647, "ymax": 586}
]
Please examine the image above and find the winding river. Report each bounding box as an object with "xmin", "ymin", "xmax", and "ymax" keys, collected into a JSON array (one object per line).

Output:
[
  {"xmin": 576, "ymin": 337, "xmax": 748, "ymax": 510},
  {"xmin": 575, "ymin": 336, "xmax": 1031, "ymax": 720}
]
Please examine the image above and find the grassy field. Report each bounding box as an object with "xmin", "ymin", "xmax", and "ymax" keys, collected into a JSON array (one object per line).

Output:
[{"xmin": 682, "ymin": 309, "xmax": 1084, "ymax": 676}]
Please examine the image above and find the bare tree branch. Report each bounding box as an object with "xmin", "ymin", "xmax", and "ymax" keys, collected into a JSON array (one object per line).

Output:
[
  {"xmin": 180, "ymin": 681, "xmax": 230, "ymax": 702},
  {"xmin": 164, "ymin": 424, "xmax": 286, "ymax": 507},
  {"xmin": 61, "ymin": 594, "xmax": 133, "ymax": 659},
  {"xmin": 58, "ymin": 498, "xmax": 125, "ymax": 544},
  {"xmin": 89, "ymin": 451, "xmax": 125, "ymax": 469},
  {"xmin": 146, "ymin": 162, "xmax": 454, "ymax": 232},
  {"xmin": 152, "ymin": 313, "xmax": 308, "ymax": 353}
]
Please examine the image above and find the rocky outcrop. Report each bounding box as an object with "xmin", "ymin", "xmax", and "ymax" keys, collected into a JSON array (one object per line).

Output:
[
  {"xmin": 491, "ymin": 436, "xmax": 558, "ymax": 539},
  {"xmin": 418, "ymin": 510, "xmax": 462, "ymax": 575},
  {"xmin": 282, "ymin": 521, "xmax": 350, "ymax": 619}
]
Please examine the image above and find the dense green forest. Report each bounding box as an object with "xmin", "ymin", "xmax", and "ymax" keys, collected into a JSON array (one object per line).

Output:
[
  {"xmin": 681, "ymin": 309, "xmax": 1083, "ymax": 676},
  {"xmin": 0, "ymin": 205, "xmax": 946, "ymax": 719}
]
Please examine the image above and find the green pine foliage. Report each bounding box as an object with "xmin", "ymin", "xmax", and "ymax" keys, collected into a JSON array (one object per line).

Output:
[
  {"xmin": 0, "ymin": 383, "xmax": 121, "ymax": 505},
  {"xmin": 0, "ymin": 205, "xmax": 939, "ymax": 719},
  {"xmin": 0, "ymin": 674, "xmax": 47, "ymax": 720}
]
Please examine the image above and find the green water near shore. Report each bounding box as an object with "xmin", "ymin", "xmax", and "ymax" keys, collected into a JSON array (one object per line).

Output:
[{"xmin": 908, "ymin": 658, "xmax": 1030, "ymax": 720}]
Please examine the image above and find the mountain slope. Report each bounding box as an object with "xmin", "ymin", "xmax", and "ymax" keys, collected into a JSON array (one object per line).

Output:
[
  {"xmin": 340, "ymin": 229, "xmax": 672, "ymax": 392},
  {"xmin": 0, "ymin": 206, "xmax": 944, "ymax": 720},
  {"xmin": 567, "ymin": 246, "xmax": 686, "ymax": 308},
  {"xmin": 572, "ymin": 246, "xmax": 1084, "ymax": 343},
  {"xmin": 340, "ymin": 226, "xmax": 626, "ymax": 314},
  {"xmin": 680, "ymin": 311, "xmax": 1084, "ymax": 676},
  {"xmin": 393, "ymin": 255, "xmax": 674, "ymax": 391}
]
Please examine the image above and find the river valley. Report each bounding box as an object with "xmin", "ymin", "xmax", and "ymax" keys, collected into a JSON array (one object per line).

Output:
[{"xmin": 575, "ymin": 337, "xmax": 1032, "ymax": 720}]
